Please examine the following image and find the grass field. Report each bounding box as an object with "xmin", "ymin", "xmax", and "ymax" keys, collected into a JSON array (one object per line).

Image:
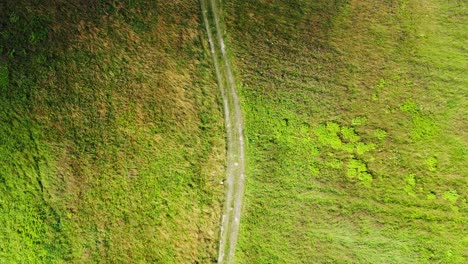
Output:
[
  {"xmin": 0, "ymin": 1, "xmax": 225, "ymax": 262},
  {"xmin": 224, "ymin": 0, "xmax": 467, "ymax": 262},
  {"xmin": 1, "ymin": 0, "xmax": 466, "ymax": 263}
]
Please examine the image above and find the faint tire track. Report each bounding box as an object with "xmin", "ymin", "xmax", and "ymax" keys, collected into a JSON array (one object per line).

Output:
[{"xmin": 200, "ymin": 0, "xmax": 245, "ymax": 263}]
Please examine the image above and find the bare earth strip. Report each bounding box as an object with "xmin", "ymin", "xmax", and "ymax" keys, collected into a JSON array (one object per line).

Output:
[{"xmin": 200, "ymin": 0, "xmax": 246, "ymax": 263}]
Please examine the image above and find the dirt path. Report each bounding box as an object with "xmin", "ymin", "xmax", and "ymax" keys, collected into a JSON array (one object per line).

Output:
[{"xmin": 200, "ymin": 0, "xmax": 245, "ymax": 263}]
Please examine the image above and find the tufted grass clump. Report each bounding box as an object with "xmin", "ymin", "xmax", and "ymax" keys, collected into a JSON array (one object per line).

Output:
[
  {"xmin": 312, "ymin": 121, "xmax": 379, "ymax": 187},
  {"xmin": 314, "ymin": 122, "xmax": 343, "ymax": 150},
  {"xmin": 442, "ymin": 189, "xmax": 459, "ymax": 203},
  {"xmin": 425, "ymin": 156, "xmax": 438, "ymax": 172},
  {"xmin": 347, "ymin": 158, "xmax": 373, "ymax": 187},
  {"xmin": 399, "ymin": 100, "xmax": 439, "ymax": 141},
  {"xmin": 341, "ymin": 126, "xmax": 360, "ymax": 143},
  {"xmin": 374, "ymin": 129, "xmax": 387, "ymax": 141},
  {"xmin": 404, "ymin": 173, "xmax": 417, "ymax": 196},
  {"xmin": 352, "ymin": 116, "xmax": 368, "ymax": 126},
  {"xmin": 314, "ymin": 121, "xmax": 378, "ymax": 157}
]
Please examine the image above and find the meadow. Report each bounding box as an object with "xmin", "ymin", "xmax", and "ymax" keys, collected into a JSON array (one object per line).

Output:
[
  {"xmin": 1, "ymin": 0, "xmax": 466, "ymax": 263},
  {"xmin": 0, "ymin": 0, "xmax": 225, "ymax": 262},
  {"xmin": 224, "ymin": 0, "xmax": 467, "ymax": 262}
]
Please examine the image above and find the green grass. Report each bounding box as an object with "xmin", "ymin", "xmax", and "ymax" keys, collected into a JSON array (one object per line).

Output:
[
  {"xmin": 224, "ymin": 0, "xmax": 467, "ymax": 262},
  {"xmin": 1, "ymin": 0, "xmax": 467, "ymax": 262},
  {"xmin": 0, "ymin": 0, "xmax": 225, "ymax": 262}
]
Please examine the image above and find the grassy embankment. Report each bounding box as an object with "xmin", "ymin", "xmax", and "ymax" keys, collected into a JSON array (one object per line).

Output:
[
  {"xmin": 225, "ymin": 0, "xmax": 467, "ymax": 262},
  {"xmin": 0, "ymin": 1, "xmax": 225, "ymax": 262}
]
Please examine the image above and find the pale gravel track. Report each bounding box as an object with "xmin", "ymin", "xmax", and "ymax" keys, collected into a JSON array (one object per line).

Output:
[{"xmin": 200, "ymin": 0, "xmax": 245, "ymax": 263}]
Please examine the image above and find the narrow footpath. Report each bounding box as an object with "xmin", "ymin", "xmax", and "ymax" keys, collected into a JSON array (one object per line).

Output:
[{"xmin": 200, "ymin": 0, "xmax": 246, "ymax": 263}]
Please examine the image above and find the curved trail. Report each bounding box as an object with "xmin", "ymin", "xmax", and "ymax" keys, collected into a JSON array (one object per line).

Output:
[{"xmin": 200, "ymin": 0, "xmax": 245, "ymax": 263}]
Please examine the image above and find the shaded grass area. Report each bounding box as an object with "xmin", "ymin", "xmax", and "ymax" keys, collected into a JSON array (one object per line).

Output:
[
  {"xmin": 225, "ymin": 0, "xmax": 467, "ymax": 262},
  {"xmin": 1, "ymin": 0, "xmax": 225, "ymax": 262}
]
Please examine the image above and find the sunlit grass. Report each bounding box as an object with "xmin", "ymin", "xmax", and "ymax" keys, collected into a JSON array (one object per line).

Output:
[{"xmin": 225, "ymin": 0, "xmax": 467, "ymax": 262}]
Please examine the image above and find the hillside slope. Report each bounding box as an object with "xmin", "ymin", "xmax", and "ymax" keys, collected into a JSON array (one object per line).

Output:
[
  {"xmin": 0, "ymin": 1, "xmax": 225, "ymax": 262},
  {"xmin": 225, "ymin": 0, "xmax": 467, "ymax": 262}
]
